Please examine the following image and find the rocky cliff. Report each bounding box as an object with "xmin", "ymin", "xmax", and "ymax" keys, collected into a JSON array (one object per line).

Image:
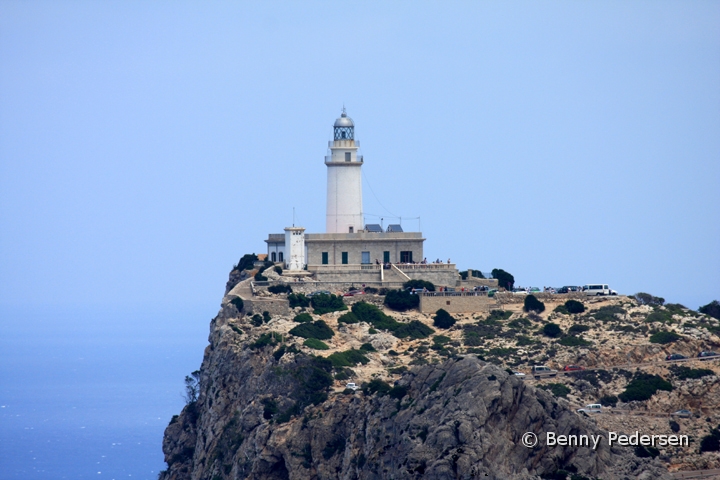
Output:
[{"xmin": 158, "ymin": 281, "xmax": 674, "ymax": 479}]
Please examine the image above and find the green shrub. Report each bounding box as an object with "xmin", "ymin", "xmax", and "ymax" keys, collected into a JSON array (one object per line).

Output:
[
  {"xmin": 543, "ymin": 323, "xmax": 562, "ymax": 338},
  {"xmin": 516, "ymin": 335, "xmax": 536, "ymax": 346},
  {"xmin": 700, "ymin": 427, "xmax": 720, "ymax": 452},
  {"xmin": 488, "ymin": 310, "xmax": 513, "ymax": 321},
  {"xmin": 327, "ymin": 349, "xmax": 369, "ymax": 368},
  {"xmin": 272, "ymin": 344, "xmax": 298, "ymax": 360},
  {"xmin": 384, "ymin": 289, "xmax": 419, "ymax": 311},
  {"xmin": 262, "ymin": 311, "xmax": 271, "ymax": 323},
  {"xmin": 433, "ymin": 309, "xmax": 456, "ymax": 329},
  {"xmin": 568, "ymin": 324, "xmax": 590, "ymax": 334},
  {"xmin": 289, "ymin": 321, "xmax": 335, "ymax": 340},
  {"xmin": 646, "ymin": 309, "xmax": 674, "ymax": 324},
  {"xmin": 250, "ymin": 332, "xmax": 282, "ymax": 350},
  {"xmin": 491, "ymin": 268, "xmax": 514, "ymax": 290},
  {"xmin": 368, "ymin": 328, "xmax": 378, "ymax": 334},
  {"xmin": 359, "ymin": 342, "xmax": 376, "ymax": 352},
  {"xmin": 524, "ymin": 295, "xmax": 545, "ymax": 313},
  {"xmin": 600, "ymin": 395, "xmax": 618, "ymax": 407},
  {"xmin": 508, "ymin": 317, "xmax": 532, "ymax": 330},
  {"xmin": 268, "ymin": 284, "xmax": 292, "ymax": 294},
  {"xmin": 250, "ymin": 314, "xmax": 264, "ymax": 327},
  {"xmin": 649, "ymin": 330, "xmax": 681, "ymax": 344},
  {"xmin": 634, "ymin": 292, "xmax": 665, "ymax": 306},
  {"xmin": 322, "ymin": 436, "xmax": 346, "ymax": 459},
  {"xmin": 559, "ymin": 336, "xmax": 591, "ymax": 347},
  {"xmin": 288, "ymin": 293, "xmax": 310, "ymax": 308},
  {"xmin": 634, "ymin": 445, "xmax": 660, "ymax": 458},
  {"xmin": 350, "ymin": 302, "xmax": 432, "ymax": 339},
  {"xmin": 388, "ymin": 385, "xmax": 408, "ymax": 399},
  {"xmin": 618, "ymin": 373, "xmax": 672, "ymax": 402},
  {"xmin": 230, "ymin": 297, "xmax": 244, "ymax": 312},
  {"xmin": 234, "ymin": 253, "xmax": 258, "ymax": 271},
  {"xmin": 590, "ymin": 305, "xmax": 627, "ymax": 322},
  {"xmin": 303, "ymin": 338, "xmax": 330, "ymax": 350},
  {"xmin": 403, "ymin": 279, "xmax": 435, "ymax": 291},
  {"xmin": 273, "ymin": 266, "xmax": 283, "ymax": 274},
  {"xmin": 337, "ymin": 312, "xmax": 360, "ymax": 324},
  {"xmin": 433, "ymin": 335, "xmax": 451, "ymax": 345},
  {"xmin": 362, "ymin": 379, "xmax": 391, "ymax": 396},
  {"xmin": 394, "ymin": 320, "xmax": 434, "ymax": 339},
  {"xmin": 539, "ymin": 383, "xmax": 571, "ymax": 398},
  {"xmin": 671, "ymin": 365, "xmax": 715, "ymax": 381},
  {"xmin": 293, "ymin": 313, "xmax": 313, "ymax": 323},
  {"xmin": 565, "ymin": 300, "xmax": 585, "ymax": 314},
  {"xmin": 553, "ymin": 304, "xmax": 569, "ymax": 315},
  {"xmin": 310, "ymin": 293, "xmax": 347, "ymax": 315},
  {"xmin": 255, "ymin": 272, "xmax": 268, "ymax": 281},
  {"xmin": 699, "ymin": 300, "xmax": 720, "ymax": 320}
]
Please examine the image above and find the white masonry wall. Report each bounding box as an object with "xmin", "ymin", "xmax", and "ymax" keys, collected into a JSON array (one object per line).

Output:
[
  {"xmin": 284, "ymin": 227, "xmax": 306, "ymax": 270},
  {"xmin": 325, "ymin": 139, "xmax": 363, "ymax": 234}
]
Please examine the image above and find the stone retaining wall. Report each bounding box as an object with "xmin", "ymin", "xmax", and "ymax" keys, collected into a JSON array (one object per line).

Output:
[
  {"xmin": 243, "ymin": 298, "xmax": 290, "ymax": 317},
  {"xmin": 493, "ymin": 292, "xmax": 587, "ymax": 305},
  {"xmin": 419, "ymin": 294, "xmax": 498, "ymax": 314}
]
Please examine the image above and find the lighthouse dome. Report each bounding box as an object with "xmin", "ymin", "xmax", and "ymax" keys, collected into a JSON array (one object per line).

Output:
[{"xmin": 334, "ymin": 112, "xmax": 354, "ymax": 127}]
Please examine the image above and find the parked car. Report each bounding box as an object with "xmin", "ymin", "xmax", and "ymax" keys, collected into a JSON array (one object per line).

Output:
[
  {"xmin": 345, "ymin": 382, "xmax": 358, "ymax": 391},
  {"xmin": 531, "ymin": 366, "xmax": 558, "ymax": 378},
  {"xmin": 563, "ymin": 365, "xmax": 585, "ymax": 372},
  {"xmin": 577, "ymin": 404, "xmax": 603, "ymax": 414},
  {"xmin": 698, "ymin": 351, "xmax": 719, "ymax": 360},
  {"xmin": 307, "ymin": 290, "xmax": 332, "ymax": 297},
  {"xmin": 665, "ymin": 353, "xmax": 686, "ymax": 361},
  {"xmin": 487, "ymin": 289, "xmax": 498, "ymax": 298},
  {"xmin": 512, "ymin": 371, "xmax": 526, "ymax": 379},
  {"xmin": 671, "ymin": 409, "xmax": 691, "ymax": 418},
  {"xmin": 512, "ymin": 288, "xmax": 528, "ymax": 295},
  {"xmin": 528, "ymin": 287, "xmax": 541, "ymax": 294},
  {"xmin": 343, "ymin": 290, "xmax": 365, "ymax": 296}
]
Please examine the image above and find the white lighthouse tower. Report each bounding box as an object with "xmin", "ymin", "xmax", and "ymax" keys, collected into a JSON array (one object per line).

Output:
[{"xmin": 325, "ymin": 109, "xmax": 364, "ymax": 234}]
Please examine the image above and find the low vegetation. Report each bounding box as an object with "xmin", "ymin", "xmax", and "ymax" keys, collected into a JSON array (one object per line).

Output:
[
  {"xmin": 649, "ymin": 330, "xmax": 681, "ymax": 344},
  {"xmin": 288, "ymin": 293, "xmax": 310, "ymax": 308},
  {"xmin": 523, "ymin": 295, "xmax": 545, "ymax": 313},
  {"xmin": 327, "ymin": 349, "xmax": 370, "ymax": 368},
  {"xmin": 384, "ymin": 289, "xmax": 419, "ymax": 311},
  {"xmin": 351, "ymin": 302, "xmax": 433, "ymax": 339},
  {"xmin": 539, "ymin": 383, "xmax": 571, "ymax": 398},
  {"xmin": 310, "ymin": 293, "xmax": 347, "ymax": 315},
  {"xmin": 618, "ymin": 373, "xmax": 672, "ymax": 402},
  {"xmin": 268, "ymin": 284, "xmax": 292, "ymax": 294},
  {"xmin": 289, "ymin": 321, "xmax": 335, "ymax": 340},
  {"xmin": 303, "ymin": 338, "xmax": 330, "ymax": 350},
  {"xmin": 293, "ymin": 313, "xmax": 313, "ymax": 323},
  {"xmin": 433, "ymin": 309, "xmax": 456, "ymax": 329}
]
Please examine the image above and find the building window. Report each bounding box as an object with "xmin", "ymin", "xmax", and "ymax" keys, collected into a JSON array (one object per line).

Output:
[
  {"xmin": 348, "ymin": 226, "xmax": 354, "ymax": 233},
  {"xmin": 345, "ymin": 152, "xmax": 351, "ymax": 162},
  {"xmin": 361, "ymin": 251, "xmax": 370, "ymax": 264},
  {"xmin": 341, "ymin": 252, "xmax": 348, "ymax": 264},
  {"xmin": 322, "ymin": 252, "xmax": 328, "ymax": 265},
  {"xmin": 279, "ymin": 252, "xmax": 284, "ymax": 262},
  {"xmin": 271, "ymin": 252, "xmax": 276, "ymax": 262},
  {"xmin": 400, "ymin": 251, "xmax": 412, "ymax": 263},
  {"xmin": 383, "ymin": 251, "xmax": 390, "ymax": 263}
]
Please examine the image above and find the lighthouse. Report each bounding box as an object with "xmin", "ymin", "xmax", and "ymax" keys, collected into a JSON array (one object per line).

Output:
[{"xmin": 325, "ymin": 109, "xmax": 364, "ymax": 234}]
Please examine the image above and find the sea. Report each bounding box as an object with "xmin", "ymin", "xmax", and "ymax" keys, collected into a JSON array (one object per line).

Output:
[{"xmin": 0, "ymin": 304, "xmax": 210, "ymax": 480}]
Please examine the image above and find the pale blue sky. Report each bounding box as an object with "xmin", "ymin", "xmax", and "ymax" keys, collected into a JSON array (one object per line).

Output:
[{"xmin": 1, "ymin": 1, "xmax": 719, "ymax": 312}]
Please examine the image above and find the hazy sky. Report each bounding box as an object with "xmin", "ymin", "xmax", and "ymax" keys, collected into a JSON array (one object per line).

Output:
[{"xmin": 1, "ymin": 1, "xmax": 718, "ymax": 313}]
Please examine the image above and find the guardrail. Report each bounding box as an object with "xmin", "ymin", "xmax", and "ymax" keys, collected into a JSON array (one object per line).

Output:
[
  {"xmin": 396, "ymin": 263, "xmax": 456, "ymax": 271},
  {"xmin": 307, "ymin": 264, "xmax": 380, "ymax": 272},
  {"xmin": 420, "ymin": 290, "xmax": 489, "ymax": 297}
]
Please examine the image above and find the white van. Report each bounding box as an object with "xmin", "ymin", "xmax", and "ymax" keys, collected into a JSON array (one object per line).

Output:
[
  {"xmin": 583, "ymin": 284, "xmax": 618, "ymax": 296},
  {"xmin": 577, "ymin": 404, "xmax": 603, "ymax": 414}
]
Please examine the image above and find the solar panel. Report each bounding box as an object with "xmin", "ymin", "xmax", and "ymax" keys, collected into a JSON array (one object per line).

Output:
[
  {"xmin": 387, "ymin": 224, "xmax": 403, "ymax": 232},
  {"xmin": 365, "ymin": 224, "xmax": 383, "ymax": 233}
]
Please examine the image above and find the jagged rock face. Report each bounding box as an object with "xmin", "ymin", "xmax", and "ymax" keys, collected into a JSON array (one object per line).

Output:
[{"xmin": 160, "ymin": 313, "xmax": 671, "ymax": 480}]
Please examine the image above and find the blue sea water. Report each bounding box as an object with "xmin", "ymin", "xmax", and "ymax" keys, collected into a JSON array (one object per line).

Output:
[{"xmin": 0, "ymin": 304, "xmax": 210, "ymax": 480}]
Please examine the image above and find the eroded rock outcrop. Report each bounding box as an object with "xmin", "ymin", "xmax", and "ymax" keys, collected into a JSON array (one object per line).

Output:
[{"xmin": 159, "ymin": 305, "xmax": 671, "ymax": 480}]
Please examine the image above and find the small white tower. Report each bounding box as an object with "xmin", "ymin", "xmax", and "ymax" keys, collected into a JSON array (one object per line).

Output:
[
  {"xmin": 284, "ymin": 226, "xmax": 306, "ymax": 270},
  {"xmin": 325, "ymin": 109, "xmax": 363, "ymax": 234}
]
